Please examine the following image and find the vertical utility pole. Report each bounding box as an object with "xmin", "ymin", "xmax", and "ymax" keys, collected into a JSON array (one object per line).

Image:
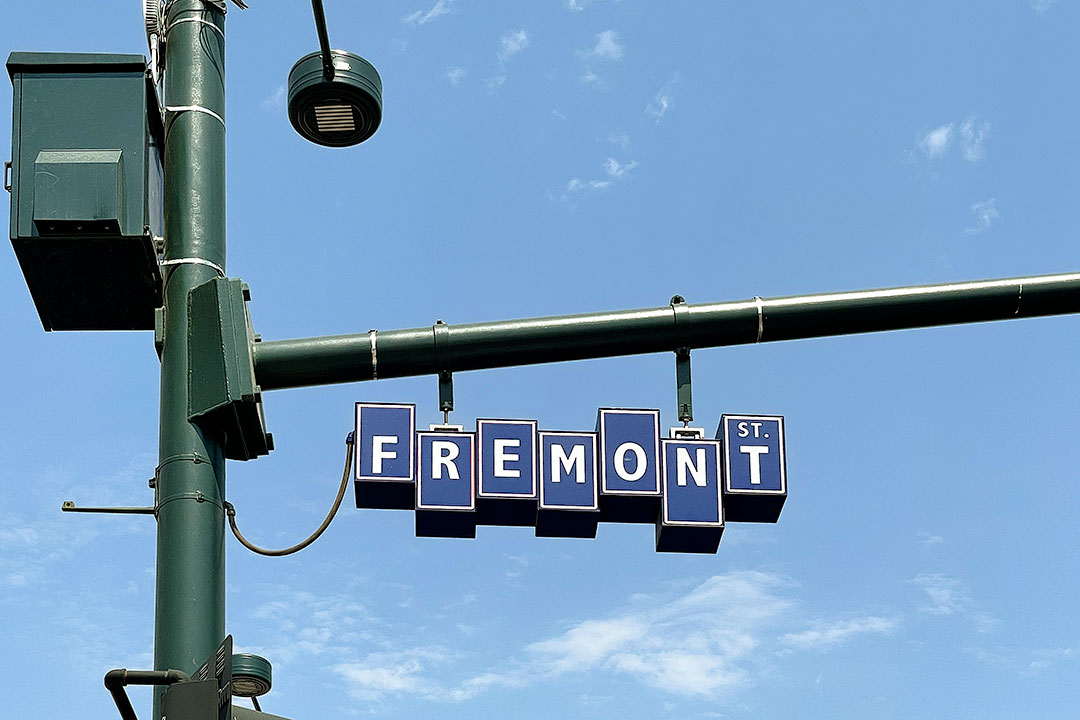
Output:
[{"xmin": 154, "ymin": 1, "xmax": 227, "ymax": 714}]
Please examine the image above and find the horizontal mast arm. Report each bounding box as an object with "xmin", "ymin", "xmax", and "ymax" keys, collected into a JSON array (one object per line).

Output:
[{"xmin": 252, "ymin": 271, "xmax": 1080, "ymax": 391}]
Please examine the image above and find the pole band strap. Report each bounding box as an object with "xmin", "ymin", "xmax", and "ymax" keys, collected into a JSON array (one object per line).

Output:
[
  {"xmin": 670, "ymin": 295, "xmax": 691, "ymax": 351},
  {"xmin": 368, "ymin": 329, "xmax": 379, "ymax": 380},
  {"xmin": 165, "ymin": 16, "xmax": 224, "ymax": 38},
  {"xmin": 165, "ymin": 104, "xmax": 226, "ymax": 129},
  {"xmin": 160, "ymin": 257, "xmax": 226, "ymax": 277},
  {"xmin": 754, "ymin": 296, "xmax": 765, "ymax": 342}
]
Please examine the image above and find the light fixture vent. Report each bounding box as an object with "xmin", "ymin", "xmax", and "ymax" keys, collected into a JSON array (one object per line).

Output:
[{"xmin": 314, "ymin": 104, "xmax": 356, "ymax": 133}]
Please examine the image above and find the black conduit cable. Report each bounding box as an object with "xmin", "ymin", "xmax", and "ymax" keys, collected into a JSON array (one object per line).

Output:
[{"xmin": 225, "ymin": 433, "xmax": 353, "ymax": 556}]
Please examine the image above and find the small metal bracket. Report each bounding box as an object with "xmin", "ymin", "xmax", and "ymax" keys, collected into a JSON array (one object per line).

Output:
[
  {"xmin": 3, "ymin": 160, "xmax": 11, "ymax": 192},
  {"xmin": 434, "ymin": 320, "xmax": 454, "ymax": 424},
  {"xmin": 62, "ymin": 501, "xmax": 156, "ymax": 515},
  {"xmin": 671, "ymin": 295, "xmax": 693, "ymax": 426},
  {"xmin": 669, "ymin": 426, "xmax": 706, "ymax": 439}
]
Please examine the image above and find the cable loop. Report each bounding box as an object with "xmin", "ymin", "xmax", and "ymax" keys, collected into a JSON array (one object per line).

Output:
[{"xmin": 226, "ymin": 435, "xmax": 353, "ymax": 557}]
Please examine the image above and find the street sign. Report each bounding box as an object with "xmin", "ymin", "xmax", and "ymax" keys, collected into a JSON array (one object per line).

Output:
[
  {"xmin": 415, "ymin": 429, "xmax": 476, "ymax": 538},
  {"xmin": 596, "ymin": 408, "xmax": 662, "ymax": 523},
  {"xmin": 354, "ymin": 402, "xmax": 415, "ymax": 510},
  {"xmin": 350, "ymin": 404, "xmax": 785, "ymax": 551},
  {"xmin": 720, "ymin": 414, "xmax": 787, "ymax": 522},
  {"xmin": 476, "ymin": 419, "xmax": 538, "ymax": 527},
  {"xmin": 537, "ymin": 431, "xmax": 600, "ymax": 538},
  {"xmin": 657, "ymin": 438, "xmax": 724, "ymax": 553}
]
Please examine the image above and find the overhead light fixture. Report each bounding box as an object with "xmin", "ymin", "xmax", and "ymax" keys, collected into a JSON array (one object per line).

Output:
[
  {"xmin": 231, "ymin": 653, "xmax": 273, "ymax": 698},
  {"xmin": 288, "ymin": 0, "xmax": 382, "ymax": 147}
]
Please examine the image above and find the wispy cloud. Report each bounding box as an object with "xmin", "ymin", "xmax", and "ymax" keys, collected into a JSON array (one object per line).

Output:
[
  {"xmin": 1029, "ymin": 0, "xmax": 1059, "ymax": 13},
  {"xmin": 917, "ymin": 531, "xmax": 944, "ymax": 547},
  {"xmin": 912, "ymin": 573, "xmax": 971, "ymax": 616},
  {"xmin": 603, "ymin": 157, "xmax": 637, "ymax": 179},
  {"xmin": 261, "ymin": 85, "xmax": 285, "ymax": 113},
  {"xmin": 447, "ymin": 66, "xmax": 466, "ymax": 86},
  {"xmin": 565, "ymin": 178, "xmax": 612, "ymax": 194},
  {"xmin": 335, "ymin": 646, "xmax": 458, "ymax": 702},
  {"xmin": 608, "ymin": 132, "xmax": 630, "ymax": 149},
  {"xmin": 505, "ymin": 572, "xmax": 795, "ymax": 697},
  {"xmin": 965, "ymin": 198, "xmax": 999, "ymax": 235},
  {"xmin": 1019, "ymin": 647, "xmax": 1075, "ymax": 677},
  {"xmin": 565, "ymin": 0, "xmax": 599, "ymax": 10},
  {"xmin": 402, "ymin": 0, "xmax": 454, "ymax": 27},
  {"xmin": 645, "ymin": 75, "xmax": 680, "ymax": 124},
  {"xmin": 580, "ymin": 30, "xmax": 624, "ymax": 61},
  {"xmin": 779, "ymin": 616, "xmax": 898, "ymax": 651},
  {"xmin": 562, "ymin": 157, "xmax": 637, "ymax": 200},
  {"xmin": 960, "ymin": 115, "xmax": 990, "ymax": 161},
  {"xmin": 915, "ymin": 116, "xmax": 989, "ymax": 162},
  {"xmin": 918, "ymin": 123, "xmax": 954, "ymax": 158},
  {"xmin": 498, "ymin": 29, "xmax": 530, "ymax": 63}
]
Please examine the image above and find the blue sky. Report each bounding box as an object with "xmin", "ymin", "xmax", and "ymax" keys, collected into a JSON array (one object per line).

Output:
[{"xmin": 2, "ymin": 1, "xmax": 1079, "ymax": 718}]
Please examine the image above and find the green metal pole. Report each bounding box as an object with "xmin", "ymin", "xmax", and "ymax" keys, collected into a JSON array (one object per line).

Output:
[
  {"xmin": 153, "ymin": 1, "xmax": 227, "ymax": 716},
  {"xmin": 252, "ymin": 271, "xmax": 1080, "ymax": 390}
]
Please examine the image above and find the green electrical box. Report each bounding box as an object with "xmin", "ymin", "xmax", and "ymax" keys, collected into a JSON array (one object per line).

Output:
[
  {"xmin": 188, "ymin": 277, "xmax": 273, "ymax": 462},
  {"xmin": 6, "ymin": 52, "xmax": 164, "ymax": 331}
]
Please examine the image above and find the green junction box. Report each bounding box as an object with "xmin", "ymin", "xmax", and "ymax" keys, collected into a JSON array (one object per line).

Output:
[{"xmin": 7, "ymin": 52, "xmax": 163, "ymax": 331}]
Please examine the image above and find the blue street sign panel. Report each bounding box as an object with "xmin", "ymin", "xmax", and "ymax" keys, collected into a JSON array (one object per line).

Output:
[
  {"xmin": 417, "ymin": 431, "xmax": 476, "ymax": 510},
  {"xmin": 537, "ymin": 431, "xmax": 599, "ymax": 538},
  {"xmin": 477, "ymin": 419, "xmax": 538, "ymax": 499},
  {"xmin": 416, "ymin": 430, "xmax": 476, "ymax": 538},
  {"xmin": 476, "ymin": 419, "xmax": 538, "ymax": 527},
  {"xmin": 597, "ymin": 408, "xmax": 661, "ymax": 495},
  {"xmin": 354, "ymin": 402, "xmax": 415, "ymax": 510},
  {"xmin": 662, "ymin": 439, "xmax": 722, "ymax": 525},
  {"xmin": 539, "ymin": 432, "xmax": 598, "ymax": 510},
  {"xmin": 719, "ymin": 414, "xmax": 787, "ymax": 523},
  {"xmin": 657, "ymin": 438, "xmax": 724, "ymax": 553}
]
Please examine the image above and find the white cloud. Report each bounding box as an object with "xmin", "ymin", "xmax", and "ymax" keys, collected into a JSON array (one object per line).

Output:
[
  {"xmin": 608, "ymin": 132, "xmax": 630, "ymax": 149},
  {"xmin": 498, "ymin": 29, "xmax": 530, "ymax": 63},
  {"xmin": 960, "ymin": 115, "xmax": 990, "ymax": 161},
  {"xmin": 919, "ymin": 123, "xmax": 953, "ymax": 158},
  {"xmin": 917, "ymin": 531, "xmax": 944, "ymax": 546},
  {"xmin": 965, "ymin": 198, "xmax": 999, "ymax": 235},
  {"xmin": 565, "ymin": 0, "xmax": 594, "ymax": 10},
  {"xmin": 974, "ymin": 612, "xmax": 1001, "ymax": 634},
  {"xmin": 507, "ymin": 572, "xmax": 795, "ymax": 696},
  {"xmin": 485, "ymin": 75, "xmax": 507, "ymax": 91},
  {"xmin": 912, "ymin": 573, "xmax": 971, "ymax": 616},
  {"xmin": 565, "ymin": 178, "xmax": 612, "ymax": 194},
  {"xmin": 402, "ymin": 0, "xmax": 454, "ymax": 27},
  {"xmin": 447, "ymin": 66, "xmax": 466, "ymax": 86},
  {"xmin": 335, "ymin": 646, "xmax": 456, "ymax": 702},
  {"xmin": 581, "ymin": 69, "xmax": 602, "ymax": 87},
  {"xmin": 261, "ymin": 85, "xmax": 285, "ymax": 113},
  {"xmin": 581, "ymin": 30, "xmax": 624, "ymax": 61},
  {"xmin": 562, "ymin": 157, "xmax": 636, "ymax": 200},
  {"xmin": 604, "ymin": 157, "xmax": 638, "ymax": 179},
  {"xmin": 645, "ymin": 75, "xmax": 680, "ymax": 123},
  {"xmin": 780, "ymin": 616, "xmax": 898, "ymax": 650},
  {"xmin": 1030, "ymin": 0, "xmax": 1059, "ymax": 13}
]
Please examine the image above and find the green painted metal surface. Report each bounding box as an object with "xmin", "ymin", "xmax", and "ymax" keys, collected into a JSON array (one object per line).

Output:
[
  {"xmin": 188, "ymin": 277, "xmax": 273, "ymax": 461},
  {"xmin": 252, "ymin": 271, "xmax": 1080, "ymax": 390},
  {"xmin": 153, "ymin": 2, "xmax": 228, "ymax": 717},
  {"xmin": 6, "ymin": 52, "xmax": 163, "ymax": 330}
]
